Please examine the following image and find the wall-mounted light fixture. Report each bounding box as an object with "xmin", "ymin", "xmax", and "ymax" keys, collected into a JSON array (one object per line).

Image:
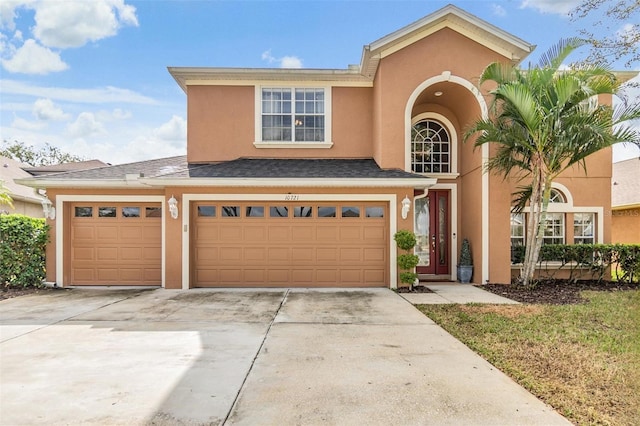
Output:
[
  {"xmin": 168, "ymin": 195, "xmax": 179, "ymax": 219},
  {"xmin": 41, "ymin": 197, "xmax": 56, "ymax": 220},
  {"xmin": 401, "ymin": 195, "xmax": 411, "ymax": 220}
]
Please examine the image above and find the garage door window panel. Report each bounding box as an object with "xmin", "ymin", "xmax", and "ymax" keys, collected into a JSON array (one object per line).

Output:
[
  {"xmin": 270, "ymin": 206, "xmax": 289, "ymax": 217},
  {"xmin": 122, "ymin": 207, "xmax": 140, "ymax": 217},
  {"xmin": 294, "ymin": 206, "xmax": 313, "ymax": 217},
  {"xmin": 146, "ymin": 207, "xmax": 162, "ymax": 218},
  {"xmin": 222, "ymin": 206, "xmax": 240, "ymax": 217},
  {"xmin": 318, "ymin": 206, "xmax": 336, "ymax": 218},
  {"xmin": 99, "ymin": 207, "xmax": 117, "ymax": 218},
  {"xmin": 246, "ymin": 206, "xmax": 264, "ymax": 217},
  {"xmin": 366, "ymin": 206, "xmax": 384, "ymax": 218},
  {"xmin": 75, "ymin": 207, "xmax": 93, "ymax": 217},
  {"xmin": 198, "ymin": 206, "xmax": 216, "ymax": 217},
  {"xmin": 341, "ymin": 206, "xmax": 360, "ymax": 218}
]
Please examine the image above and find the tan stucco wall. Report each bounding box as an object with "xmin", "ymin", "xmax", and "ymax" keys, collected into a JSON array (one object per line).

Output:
[
  {"xmin": 373, "ymin": 27, "xmax": 509, "ymax": 170},
  {"xmin": 187, "ymin": 86, "xmax": 374, "ymax": 163}
]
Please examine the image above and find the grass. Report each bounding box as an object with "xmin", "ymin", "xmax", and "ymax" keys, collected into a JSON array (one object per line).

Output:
[{"xmin": 416, "ymin": 290, "xmax": 640, "ymax": 426}]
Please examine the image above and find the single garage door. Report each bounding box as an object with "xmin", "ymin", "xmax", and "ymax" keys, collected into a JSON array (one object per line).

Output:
[
  {"xmin": 193, "ymin": 202, "xmax": 388, "ymax": 287},
  {"xmin": 69, "ymin": 203, "xmax": 162, "ymax": 285}
]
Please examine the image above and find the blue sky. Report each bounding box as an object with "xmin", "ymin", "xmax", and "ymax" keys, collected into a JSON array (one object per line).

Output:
[{"xmin": 1, "ymin": 0, "xmax": 638, "ymax": 165}]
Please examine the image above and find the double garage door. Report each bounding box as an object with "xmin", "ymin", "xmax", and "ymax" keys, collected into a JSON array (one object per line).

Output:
[
  {"xmin": 69, "ymin": 202, "xmax": 162, "ymax": 286},
  {"xmin": 192, "ymin": 201, "xmax": 389, "ymax": 287},
  {"xmin": 68, "ymin": 200, "xmax": 389, "ymax": 287}
]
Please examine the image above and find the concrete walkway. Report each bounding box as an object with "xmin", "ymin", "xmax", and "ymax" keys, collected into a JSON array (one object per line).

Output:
[
  {"xmin": 401, "ymin": 282, "xmax": 520, "ymax": 305},
  {"xmin": 0, "ymin": 288, "xmax": 567, "ymax": 425}
]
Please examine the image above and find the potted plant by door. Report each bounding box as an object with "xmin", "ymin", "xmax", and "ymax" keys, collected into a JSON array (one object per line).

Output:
[
  {"xmin": 457, "ymin": 238, "xmax": 473, "ymax": 284},
  {"xmin": 394, "ymin": 230, "xmax": 420, "ymax": 291}
]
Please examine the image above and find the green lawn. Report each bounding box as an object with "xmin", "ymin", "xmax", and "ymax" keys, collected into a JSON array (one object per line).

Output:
[{"xmin": 416, "ymin": 290, "xmax": 640, "ymax": 426}]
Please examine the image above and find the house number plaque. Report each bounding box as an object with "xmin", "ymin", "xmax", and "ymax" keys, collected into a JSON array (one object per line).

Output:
[{"xmin": 284, "ymin": 194, "xmax": 300, "ymax": 201}]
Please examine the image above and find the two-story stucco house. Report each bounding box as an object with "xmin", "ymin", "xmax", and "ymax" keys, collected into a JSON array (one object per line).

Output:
[{"xmin": 19, "ymin": 5, "xmax": 613, "ymax": 289}]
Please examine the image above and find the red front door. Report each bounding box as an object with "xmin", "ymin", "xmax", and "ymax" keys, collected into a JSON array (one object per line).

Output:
[{"xmin": 415, "ymin": 190, "xmax": 450, "ymax": 276}]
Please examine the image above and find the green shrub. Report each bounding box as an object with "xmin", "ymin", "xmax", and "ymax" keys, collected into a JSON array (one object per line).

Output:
[
  {"xmin": 394, "ymin": 230, "xmax": 418, "ymax": 287},
  {"xmin": 0, "ymin": 214, "xmax": 49, "ymax": 288},
  {"xmin": 398, "ymin": 253, "xmax": 420, "ymax": 270},
  {"xmin": 511, "ymin": 243, "xmax": 640, "ymax": 283},
  {"xmin": 394, "ymin": 230, "xmax": 417, "ymax": 251}
]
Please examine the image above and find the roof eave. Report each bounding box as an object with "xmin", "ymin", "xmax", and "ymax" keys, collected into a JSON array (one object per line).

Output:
[
  {"xmin": 360, "ymin": 4, "xmax": 535, "ymax": 75},
  {"xmin": 141, "ymin": 177, "xmax": 437, "ymax": 189},
  {"xmin": 168, "ymin": 67, "xmax": 372, "ymax": 92},
  {"xmin": 14, "ymin": 178, "xmax": 151, "ymax": 189}
]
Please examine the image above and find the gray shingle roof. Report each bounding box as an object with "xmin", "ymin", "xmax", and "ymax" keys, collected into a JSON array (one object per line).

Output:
[
  {"xmin": 161, "ymin": 158, "xmax": 427, "ymax": 179},
  {"xmin": 24, "ymin": 156, "xmax": 429, "ymax": 181},
  {"xmin": 29, "ymin": 156, "xmax": 189, "ymax": 180}
]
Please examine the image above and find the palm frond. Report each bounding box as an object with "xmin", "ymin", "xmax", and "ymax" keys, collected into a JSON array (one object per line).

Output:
[{"xmin": 537, "ymin": 38, "xmax": 585, "ymax": 70}]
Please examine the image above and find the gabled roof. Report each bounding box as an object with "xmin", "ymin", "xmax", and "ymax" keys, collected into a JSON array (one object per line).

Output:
[
  {"xmin": 169, "ymin": 4, "xmax": 534, "ymax": 91},
  {"xmin": 612, "ymin": 157, "xmax": 640, "ymax": 208},
  {"xmin": 16, "ymin": 156, "xmax": 436, "ymax": 189},
  {"xmin": 360, "ymin": 4, "xmax": 535, "ymax": 78},
  {"xmin": 1, "ymin": 156, "xmax": 44, "ymax": 204}
]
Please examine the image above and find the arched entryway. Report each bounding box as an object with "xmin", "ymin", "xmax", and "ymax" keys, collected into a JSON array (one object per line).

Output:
[{"xmin": 404, "ymin": 71, "xmax": 488, "ymax": 281}]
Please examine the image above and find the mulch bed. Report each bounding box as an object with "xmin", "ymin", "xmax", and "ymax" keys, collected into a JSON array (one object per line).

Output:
[
  {"xmin": 479, "ymin": 280, "xmax": 639, "ymax": 305},
  {"xmin": 396, "ymin": 285, "xmax": 434, "ymax": 293}
]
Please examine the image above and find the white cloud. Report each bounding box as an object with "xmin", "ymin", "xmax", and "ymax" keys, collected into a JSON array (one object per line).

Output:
[
  {"xmin": 11, "ymin": 115, "xmax": 46, "ymax": 131},
  {"xmin": 67, "ymin": 112, "xmax": 106, "ymax": 138},
  {"xmin": 520, "ymin": 0, "xmax": 580, "ymax": 15},
  {"xmin": 96, "ymin": 108, "xmax": 132, "ymax": 121},
  {"xmin": 33, "ymin": 98, "xmax": 69, "ymax": 121},
  {"xmin": 492, "ymin": 4, "xmax": 507, "ymax": 17},
  {"xmin": 1, "ymin": 79, "xmax": 159, "ymax": 105},
  {"xmin": 1, "ymin": 38, "xmax": 68, "ymax": 74},
  {"xmin": 261, "ymin": 49, "xmax": 303, "ymax": 68},
  {"xmin": 32, "ymin": 0, "xmax": 138, "ymax": 48},
  {"xmin": 280, "ymin": 56, "xmax": 303, "ymax": 69},
  {"xmin": 0, "ymin": 1, "xmax": 35, "ymax": 31},
  {"xmin": 153, "ymin": 115, "xmax": 186, "ymax": 146}
]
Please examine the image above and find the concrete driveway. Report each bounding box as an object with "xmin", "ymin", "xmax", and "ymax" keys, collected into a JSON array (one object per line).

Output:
[{"xmin": 0, "ymin": 288, "xmax": 569, "ymax": 425}]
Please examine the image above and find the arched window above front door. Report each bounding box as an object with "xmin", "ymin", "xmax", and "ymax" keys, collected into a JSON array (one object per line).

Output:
[{"xmin": 411, "ymin": 119, "xmax": 450, "ymax": 174}]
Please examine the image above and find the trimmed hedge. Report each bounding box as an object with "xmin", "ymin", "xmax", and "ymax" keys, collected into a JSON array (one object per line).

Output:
[
  {"xmin": 0, "ymin": 214, "xmax": 49, "ymax": 288},
  {"xmin": 512, "ymin": 244, "xmax": 640, "ymax": 283}
]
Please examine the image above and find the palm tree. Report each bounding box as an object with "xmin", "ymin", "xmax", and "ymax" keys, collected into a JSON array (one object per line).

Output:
[{"xmin": 465, "ymin": 38, "xmax": 640, "ymax": 286}]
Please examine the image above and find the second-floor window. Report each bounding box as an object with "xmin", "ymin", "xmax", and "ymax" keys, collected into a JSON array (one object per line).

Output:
[
  {"xmin": 262, "ymin": 88, "xmax": 325, "ymax": 142},
  {"xmin": 411, "ymin": 119, "xmax": 450, "ymax": 173}
]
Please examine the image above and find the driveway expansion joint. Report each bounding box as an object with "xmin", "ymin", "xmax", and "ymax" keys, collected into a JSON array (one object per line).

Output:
[{"xmin": 222, "ymin": 288, "xmax": 289, "ymax": 425}]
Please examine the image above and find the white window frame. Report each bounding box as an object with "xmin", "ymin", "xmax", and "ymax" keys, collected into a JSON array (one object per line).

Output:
[
  {"xmin": 410, "ymin": 112, "xmax": 458, "ymax": 178},
  {"xmin": 513, "ymin": 183, "xmax": 604, "ymax": 249},
  {"xmin": 573, "ymin": 212, "xmax": 595, "ymax": 244},
  {"xmin": 411, "ymin": 119, "xmax": 452, "ymax": 174},
  {"xmin": 510, "ymin": 212, "xmax": 525, "ymax": 247},
  {"xmin": 542, "ymin": 212, "xmax": 565, "ymax": 245},
  {"xmin": 254, "ymin": 85, "xmax": 333, "ymax": 149}
]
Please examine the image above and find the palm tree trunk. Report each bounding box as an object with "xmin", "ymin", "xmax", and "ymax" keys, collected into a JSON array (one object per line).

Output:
[{"xmin": 521, "ymin": 171, "xmax": 552, "ymax": 286}]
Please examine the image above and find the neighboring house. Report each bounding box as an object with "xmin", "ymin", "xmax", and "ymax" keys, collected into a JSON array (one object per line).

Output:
[
  {"xmin": 22, "ymin": 160, "xmax": 110, "ymax": 176},
  {"xmin": 1, "ymin": 156, "xmax": 45, "ymax": 217},
  {"xmin": 18, "ymin": 5, "xmax": 615, "ymax": 289},
  {"xmin": 611, "ymin": 157, "xmax": 640, "ymax": 244}
]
